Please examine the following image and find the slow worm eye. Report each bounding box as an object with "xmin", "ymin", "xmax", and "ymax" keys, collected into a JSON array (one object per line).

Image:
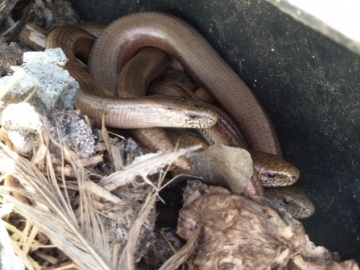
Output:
[
  {"xmin": 188, "ymin": 114, "xmax": 197, "ymax": 119},
  {"xmin": 282, "ymin": 198, "xmax": 290, "ymax": 205},
  {"xmin": 267, "ymin": 172, "xmax": 276, "ymax": 179}
]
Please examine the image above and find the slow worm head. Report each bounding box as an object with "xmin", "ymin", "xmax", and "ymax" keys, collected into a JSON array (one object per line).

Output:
[
  {"xmin": 251, "ymin": 151, "xmax": 300, "ymax": 187},
  {"xmin": 264, "ymin": 186, "xmax": 315, "ymax": 219}
]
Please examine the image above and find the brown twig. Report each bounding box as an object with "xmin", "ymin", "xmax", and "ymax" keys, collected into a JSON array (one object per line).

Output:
[{"xmin": 4, "ymin": 1, "xmax": 32, "ymax": 43}]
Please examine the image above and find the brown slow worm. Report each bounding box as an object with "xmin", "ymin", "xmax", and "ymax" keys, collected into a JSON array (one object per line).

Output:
[
  {"xmin": 88, "ymin": 12, "xmax": 281, "ymax": 156},
  {"xmin": 46, "ymin": 26, "xmax": 218, "ymax": 130},
  {"xmin": 89, "ymin": 11, "xmax": 314, "ymax": 218},
  {"xmin": 113, "ymin": 44, "xmax": 313, "ymax": 218},
  {"xmin": 46, "ymin": 12, "xmax": 314, "ymax": 218},
  {"xmin": 150, "ymin": 80, "xmax": 314, "ymax": 218}
]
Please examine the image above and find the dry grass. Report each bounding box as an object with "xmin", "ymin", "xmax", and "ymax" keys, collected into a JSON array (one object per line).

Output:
[{"xmin": 0, "ymin": 123, "xmax": 200, "ymax": 269}]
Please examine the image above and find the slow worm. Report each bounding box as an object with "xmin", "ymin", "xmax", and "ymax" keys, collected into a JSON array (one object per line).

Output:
[
  {"xmin": 46, "ymin": 26, "xmax": 218, "ymax": 130},
  {"xmin": 150, "ymin": 79, "xmax": 314, "ymax": 219},
  {"xmin": 46, "ymin": 12, "xmax": 314, "ymax": 218},
  {"xmin": 88, "ymin": 12, "xmax": 281, "ymax": 155}
]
